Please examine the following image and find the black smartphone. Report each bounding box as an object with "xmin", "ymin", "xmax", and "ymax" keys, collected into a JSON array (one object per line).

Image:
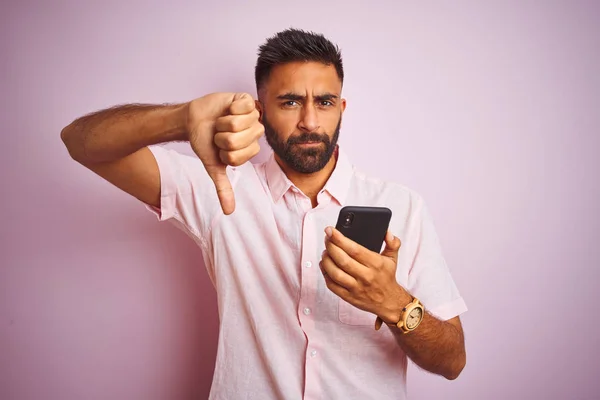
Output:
[{"xmin": 334, "ymin": 206, "xmax": 392, "ymax": 253}]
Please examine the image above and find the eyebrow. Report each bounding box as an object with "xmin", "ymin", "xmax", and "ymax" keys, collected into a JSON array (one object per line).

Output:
[{"xmin": 276, "ymin": 92, "xmax": 339, "ymax": 101}]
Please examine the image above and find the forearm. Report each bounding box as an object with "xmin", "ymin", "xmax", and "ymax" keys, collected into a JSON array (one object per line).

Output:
[
  {"xmin": 61, "ymin": 103, "xmax": 188, "ymax": 164},
  {"xmin": 390, "ymin": 312, "xmax": 465, "ymax": 380}
]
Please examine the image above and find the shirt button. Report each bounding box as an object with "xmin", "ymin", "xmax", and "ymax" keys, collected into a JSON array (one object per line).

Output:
[
  {"xmin": 304, "ymin": 261, "xmax": 312, "ymax": 268},
  {"xmin": 310, "ymin": 350, "xmax": 318, "ymax": 357},
  {"xmin": 303, "ymin": 307, "xmax": 311, "ymax": 315}
]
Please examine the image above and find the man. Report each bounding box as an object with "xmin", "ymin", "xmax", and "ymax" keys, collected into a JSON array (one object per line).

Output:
[{"xmin": 61, "ymin": 28, "xmax": 467, "ymax": 400}]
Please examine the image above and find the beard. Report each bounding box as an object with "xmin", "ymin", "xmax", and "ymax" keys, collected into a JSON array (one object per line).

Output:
[{"xmin": 263, "ymin": 113, "xmax": 341, "ymax": 174}]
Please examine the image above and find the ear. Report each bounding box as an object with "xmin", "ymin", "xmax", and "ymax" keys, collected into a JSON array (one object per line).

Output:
[
  {"xmin": 341, "ymin": 98, "xmax": 347, "ymax": 113},
  {"xmin": 255, "ymin": 99, "xmax": 264, "ymax": 122}
]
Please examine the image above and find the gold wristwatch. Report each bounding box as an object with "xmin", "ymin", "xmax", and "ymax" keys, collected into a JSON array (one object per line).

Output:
[{"xmin": 375, "ymin": 297, "xmax": 425, "ymax": 333}]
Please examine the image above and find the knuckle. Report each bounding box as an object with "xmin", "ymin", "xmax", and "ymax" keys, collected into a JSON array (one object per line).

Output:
[
  {"xmin": 229, "ymin": 117, "xmax": 243, "ymax": 132},
  {"xmin": 331, "ymin": 272, "xmax": 343, "ymax": 286},
  {"xmin": 347, "ymin": 245, "xmax": 359, "ymax": 259},
  {"xmin": 255, "ymin": 121, "xmax": 265, "ymax": 134},
  {"xmin": 362, "ymin": 271, "xmax": 375, "ymax": 286},
  {"xmin": 228, "ymin": 154, "xmax": 243, "ymax": 166},
  {"xmin": 219, "ymin": 150, "xmax": 239, "ymax": 166},
  {"xmin": 223, "ymin": 135, "xmax": 238, "ymax": 150},
  {"xmin": 324, "ymin": 278, "xmax": 333, "ymax": 290},
  {"xmin": 241, "ymin": 93, "xmax": 254, "ymax": 107},
  {"xmin": 354, "ymin": 288, "xmax": 365, "ymax": 300},
  {"xmin": 337, "ymin": 257, "xmax": 349, "ymax": 270}
]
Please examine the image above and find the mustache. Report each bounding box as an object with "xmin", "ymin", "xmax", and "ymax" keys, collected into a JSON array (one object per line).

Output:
[{"xmin": 287, "ymin": 132, "xmax": 330, "ymax": 145}]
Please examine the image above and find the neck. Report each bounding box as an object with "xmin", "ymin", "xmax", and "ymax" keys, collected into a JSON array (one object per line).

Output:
[{"xmin": 275, "ymin": 150, "xmax": 338, "ymax": 207}]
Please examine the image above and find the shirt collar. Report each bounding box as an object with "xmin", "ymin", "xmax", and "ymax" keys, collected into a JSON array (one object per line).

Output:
[{"xmin": 265, "ymin": 146, "xmax": 354, "ymax": 206}]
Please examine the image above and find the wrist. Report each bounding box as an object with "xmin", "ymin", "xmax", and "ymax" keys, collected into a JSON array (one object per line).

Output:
[
  {"xmin": 172, "ymin": 102, "xmax": 191, "ymax": 142},
  {"xmin": 379, "ymin": 287, "xmax": 412, "ymax": 325},
  {"xmin": 151, "ymin": 103, "xmax": 190, "ymax": 143}
]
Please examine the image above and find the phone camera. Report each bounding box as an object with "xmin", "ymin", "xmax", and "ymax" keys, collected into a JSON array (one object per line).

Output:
[{"xmin": 343, "ymin": 212, "xmax": 354, "ymax": 227}]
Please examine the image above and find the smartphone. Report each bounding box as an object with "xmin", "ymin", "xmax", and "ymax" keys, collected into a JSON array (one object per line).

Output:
[{"xmin": 334, "ymin": 206, "xmax": 392, "ymax": 253}]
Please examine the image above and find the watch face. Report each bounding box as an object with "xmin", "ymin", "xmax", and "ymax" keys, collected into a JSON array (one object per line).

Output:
[{"xmin": 406, "ymin": 307, "xmax": 423, "ymax": 329}]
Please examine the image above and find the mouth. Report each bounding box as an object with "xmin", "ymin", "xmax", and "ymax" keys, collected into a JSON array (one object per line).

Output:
[{"xmin": 295, "ymin": 141, "xmax": 323, "ymax": 147}]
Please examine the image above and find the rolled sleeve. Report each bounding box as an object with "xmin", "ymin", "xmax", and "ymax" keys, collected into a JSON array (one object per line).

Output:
[
  {"xmin": 405, "ymin": 197, "xmax": 468, "ymax": 321},
  {"xmin": 145, "ymin": 145, "xmax": 178, "ymax": 222},
  {"xmin": 428, "ymin": 297, "xmax": 468, "ymax": 321},
  {"xmin": 143, "ymin": 145, "xmax": 223, "ymax": 241}
]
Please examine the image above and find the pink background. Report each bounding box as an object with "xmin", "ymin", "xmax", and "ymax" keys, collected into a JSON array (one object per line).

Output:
[{"xmin": 2, "ymin": 1, "xmax": 599, "ymax": 399}]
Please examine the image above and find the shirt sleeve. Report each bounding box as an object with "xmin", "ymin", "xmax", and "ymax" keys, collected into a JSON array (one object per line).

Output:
[
  {"xmin": 144, "ymin": 145, "xmax": 225, "ymax": 244},
  {"xmin": 404, "ymin": 196, "xmax": 468, "ymax": 321}
]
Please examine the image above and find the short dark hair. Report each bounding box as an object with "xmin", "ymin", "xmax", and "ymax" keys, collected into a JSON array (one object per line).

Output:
[{"xmin": 255, "ymin": 28, "xmax": 344, "ymax": 92}]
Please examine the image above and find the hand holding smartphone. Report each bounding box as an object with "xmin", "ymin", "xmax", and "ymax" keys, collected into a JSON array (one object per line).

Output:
[{"xmin": 334, "ymin": 206, "xmax": 392, "ymax": 253}]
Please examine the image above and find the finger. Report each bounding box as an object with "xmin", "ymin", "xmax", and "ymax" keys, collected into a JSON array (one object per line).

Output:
[
  {"xmin": 219, "ymin": 141, "xmax": 261, "ymax": 166},
  {"xmin": 320, "ymin": 253, "xmax": 356, "ymax": 289},
  {"xmin": 322, "ymin": 270, "xmax": 352, "ymax": 300},
  {"xmin": 215, "ymin": 109, "xmax": 259, "ymax": 133},
  {"xmin": 381, "ymin": 230, "xmax": 401, "ymax": 263},
  {"xmin": 204, "ymin": 164, "xmax": 235, "ymax": 215},
  {"xmin": 213, "ymin": 123, "xmax": 264, "ymax": 151},
  {"xmin": 324, "ymin": 240, "xmax": 368, "ymax": 278},
  {"xmin": 324, "ymin": 226, "xmax": 380, "ymax": 267},
  {"xmin": 229, "ymin": 93, "xmax": 255, "ymax": 115}
]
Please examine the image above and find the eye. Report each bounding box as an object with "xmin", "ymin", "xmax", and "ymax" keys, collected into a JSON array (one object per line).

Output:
[
  {"xmin": 283, "ymin": 100, "xmax": 299, "ymax": 107},
  {"xmin": 320, "ymin": 100, "xmax": 334, "ymax": 107}
]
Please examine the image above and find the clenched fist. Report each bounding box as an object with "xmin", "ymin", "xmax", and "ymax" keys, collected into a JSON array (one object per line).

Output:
[{"xmin": 185, "ymin": 93, "xmax": 264, "ymax": 215}]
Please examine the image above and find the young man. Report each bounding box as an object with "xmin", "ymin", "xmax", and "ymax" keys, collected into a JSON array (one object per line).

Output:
[{"xmin": 61, "ymin": 28, "xmax": 467, "ymax": 400}]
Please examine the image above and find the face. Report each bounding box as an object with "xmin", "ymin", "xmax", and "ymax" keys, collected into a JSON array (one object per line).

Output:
[
  {"xmin": 258, "ymin": 61, "xmax": 346, "ymax": 174},
  {"xmin": 407, "ymin": 308, "xmax": 423, "ymax": 329}
]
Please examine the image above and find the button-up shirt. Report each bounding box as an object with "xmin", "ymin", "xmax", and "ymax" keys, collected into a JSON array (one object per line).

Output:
[{"xmin": 145, "ymin": 145, "xmax": 467, "ymax": 400}]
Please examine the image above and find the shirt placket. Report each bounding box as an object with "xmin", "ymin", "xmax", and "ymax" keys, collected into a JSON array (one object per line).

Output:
[{"xmin": 297, "ymin": 197, "xmax": 322, "ymax": 400}]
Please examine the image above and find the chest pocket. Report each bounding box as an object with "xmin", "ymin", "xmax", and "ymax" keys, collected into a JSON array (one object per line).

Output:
[{"xmin": 338, "ymin": 299, "xmax": 378, "ymax": 326}]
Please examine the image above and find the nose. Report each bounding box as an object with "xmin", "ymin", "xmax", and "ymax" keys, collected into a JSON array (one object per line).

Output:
[{"xmin": 298, "ymin": 103, "xmax": 320, "ymax": 132}]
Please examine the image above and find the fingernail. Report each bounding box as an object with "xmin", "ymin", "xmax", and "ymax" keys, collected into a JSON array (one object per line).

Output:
[
  {"xmin": 325, "ymin": 227, "xmax": 333, "ymax": 238},
  {"xmin": 386, "ymin": 231, "xmax": 394, "ymax": 241},
  {"xmin": 321, "ymin": 250, "xmax": 327, "ymax": 258}
]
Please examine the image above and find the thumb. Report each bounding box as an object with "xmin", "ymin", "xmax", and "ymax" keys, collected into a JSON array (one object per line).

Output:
[
  {"xmin": 381, "ymin": 230, "xmax": 401, "ymax": 263},
  {"xmin": 229, "ymin": 93, "xmax": 255, "ymax": 115},
  {"xmin": 205, "ymin": 164, "xmax": 235, "ymax": 215}
]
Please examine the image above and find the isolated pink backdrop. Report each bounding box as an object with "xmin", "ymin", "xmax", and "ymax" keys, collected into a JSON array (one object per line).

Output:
[{"xmin": 1, "ymin": 1, "xmax": 599, "ymax": 399}]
